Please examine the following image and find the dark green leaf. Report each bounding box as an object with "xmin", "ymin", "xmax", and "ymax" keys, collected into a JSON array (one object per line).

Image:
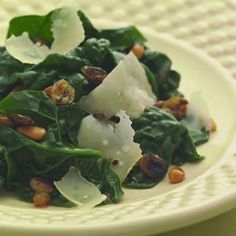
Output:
[
  {"xmin": 74, "ymin": 38, "xmax": 117, "ymax": 72},
  {"xmin": 51, "ymin": 191, "xmax": 75, "ymax": 207},
  {"xmin": 75, "ymin": 159, "xmax": 123, "ymax": 203},
  {"xmin": 58, "ymin": 103, "xmax": 88, "ymax": 145},
  {"xmin": 7, "ymin": 11, "xmax": 54, "ymax": 46},
  {"xmin": 123, "ymin": 165, "xmax": 159, "ymax": 189},
  {"xmin": 16, "ymin": 184, "xmax": 34, "ymax": 203},
  {"xmin": 132, "ymin": 107, "xmax": 203, "ymax": 166},
  {"xmin": 141, "ymin": 50, "xmax": 181, "ymax": 99},
  {"xmin": 77, "ymin": 10, "xmax": 99, "ymax": 39},
  {"xmin": 100, "ymin": 26, "xmax": 146, "ymax": 49},
  {"xmin": 0, "ymin": 90, "xmax": 57, "ymax": 127}
]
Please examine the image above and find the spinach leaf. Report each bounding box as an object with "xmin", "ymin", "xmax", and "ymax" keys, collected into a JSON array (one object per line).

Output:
[
  {"xmin": 100, "ymin": 26, "xmax": 146, "ymax": 49},
  {"xmin": 77, "ymin": 10, "xmax": 146, "ymax": 49},
  {"xmin": 0, "ymin": 124, "xmax": 101, "ymax": 186},
  {"xmin": 77, "ymin": 10, "xmax": 99, "ymax": 39},
  {"xmin": 0, "ymin": 176, "xmax": 5, "ymax": 192},
  {"xmin": 51, "ymin": 191, "xmax": 75, "ymax": 207},
  {"xmin": 181, "ymin": 116, "xmax": 210, "ymax": 146},
  {"xmin": 58, "ymin": 103, "xmax": 88, "ymax": 145},
  {"xmin": 7, "ymin": 11, "xmax": 54, "ymax": 47},
  {"xmin": 17, "ymin": 184, "xmax": 34, "ymax": 203},
  {"xmin": 0, "ymin": 47, "xmax": 25, "ymax": 99},
  {"xmin": 141, "ymin": 50, "xmax": 181, "ymax": 99},
  {"xmin": 123, "ymin": 165, "xmax": 158, "ymax": 189},
  {"xmin": 31, "ymin": 53, "xmax": 88, "ymax": 74},
  {"xmin": 0, "ymin": 90, "xmax": 57, "ymax": 127},
  {"xmin": 132, "ymin": 107, "xmax": 203, "ymax": 166},
  {"xmin": 74, "ymin": 38, "xmax": 117, "ymax": 72},
  {"xmin": 75, "ymin": 159, "xmax": 123, "ymax": 203},
  {"xmin": 143, "ymin": 64, "xmax": 158, "ymax": 98}
]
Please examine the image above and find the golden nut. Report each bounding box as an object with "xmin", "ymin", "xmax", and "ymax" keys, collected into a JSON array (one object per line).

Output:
[
  {"xmin": 33, "ymin": 192, "xmax": 50, "ymax": 208},
  {"xmin": 50, "ymin": 79, "xmax": 75, "ymax": 105},
  {"xmin": 17, "ymin": 126, "xmax": 46, "ymax": 141},
  {"xmin": 131, "ymin": 43, "xmax": 145, "ymax": 59},
  {"xmin": 210, "ymin": 118, "xmax": 217, "ymax": 132},
  {"xmin": 168, "ymin": 167, "xmax": 185, "ymax": 184},
  {"xmin": 30, "ymin": 177, "xmax": 53, "ymax": 193}
]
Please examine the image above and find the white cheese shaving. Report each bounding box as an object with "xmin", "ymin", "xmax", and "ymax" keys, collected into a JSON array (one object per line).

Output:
[
  {"xmin": 54, "ymin": 167, "xmax": 106, "ymax": 207},
  {"xmin": 5, "ymin": 7, "xmax": 85, "ymax": 64},
  {"xmin": 79, "ymin": 52, "xmax": 156, "ymax": 119},
  {"xmin": 77, "ymin": 111, "xmax": 142, "ymax": 182},
  {"xmin": 184, "ymin": 91, "xmax": 212, "ymax": 130}
]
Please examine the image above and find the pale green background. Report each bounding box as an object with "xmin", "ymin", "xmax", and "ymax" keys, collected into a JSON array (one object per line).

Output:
[{"xmin": 158, "ymin": 208, "xmax": 236, "ymax": 236}]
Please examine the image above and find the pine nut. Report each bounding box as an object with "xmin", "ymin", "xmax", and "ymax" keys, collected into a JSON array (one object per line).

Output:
[
  {"xmin": 17, "ymin": 126, "xmax": 46, "ymax": 141},
  {"xmin": 131, "ymin": 43, "xmax": 145, "ymax": 59},
  {"xmin": 168, "ymin": 167, "xmax": 185, "ymax": 184}
]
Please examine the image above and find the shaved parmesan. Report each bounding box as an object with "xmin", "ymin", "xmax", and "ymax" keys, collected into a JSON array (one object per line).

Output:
[
  {"xmin": 184, "ymin": 92, "xmax": 212, "ymax": 130},
  {"xmin": 54, "ymin": 167, "xmax": 106, "ymax": 207},
  {"xmin": 5, "ymin": 7, "xmax": 85, "ymax": 64},
  {"xmin": 80, "ymin": 52, "xmax": 156, "ymax": 119},
  {"xmin": 78, "ymin": 111, "xmax": 142, "ymax": 182}
]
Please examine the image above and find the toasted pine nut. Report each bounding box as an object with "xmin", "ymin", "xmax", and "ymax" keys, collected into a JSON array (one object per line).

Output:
[
  {"xmin": 210, "ymin": 118, "xmax": 217, "ymax": 132},
  {"xmin": 0, "ymin": 115, "xmax": 14, "ymax": 127},
  {"xmin": 33, "ymin": 192, "xmax": 50, "ymax": 208},
  {"xmin": 30, "ymin": 177, "xmax": 53, "ymax": 193},
  {"xmin": 17, "ymin": 126, "xmax": 46, "ymax": 141},
  {"xmin": 44, "ymin": 86, "xmax": 53, "ymax": 97},
  {"xmin": 131, "ymin": 43, "xmax": 145, "ymax": 59},
  {"xmin": 168, "ymin": 167, "xmax": 185, "ymax": 184}
]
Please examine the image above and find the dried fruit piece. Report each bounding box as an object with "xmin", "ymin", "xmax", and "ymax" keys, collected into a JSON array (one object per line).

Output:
[
  {"xmin": 155, "ymin": 96, "xmax": 188, "ymax": 120},
  {"xmin": 131, "ymin": 43, "xmax": 145, "ymax": 59},
  {"xmin": 43, "ymin": 86, "xmax": 53, "ymax": 97},
  {"xmin": 168, "ymin": 167, "xmax": 185, "ymax": 184},
  {"xmin": 10, "ymin": 114, "xmax": 33, "ymax": 126},
  {"xmin": 33, "ymin": 192, "xmax": 50, "ymax": 208},
  {"xmin": 0, "ymin": 115, "xmax": 14, "ymax": 127},
  {"xmin": 139, "ymin": 153, "xmax": 168, "ymax": 179},
  {"xmin": 81, "ymin": 66, "xmax": 107, "ymax": 85},
  {"xmin": 50, "ymin": 79, "xmax": 75, "ymax": 105},
  {"xmin": 17, "ymin": 125, "xmax": 46, "ymax": 141},
  {"xmin": 30, "ymin": 177, "xmax": 54, "ymax": 193}
]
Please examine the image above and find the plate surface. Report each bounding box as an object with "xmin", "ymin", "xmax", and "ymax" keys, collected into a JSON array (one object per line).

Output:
[{"xmin": 0, "ymin": 1, "xmax": 236, "ymax": 236}]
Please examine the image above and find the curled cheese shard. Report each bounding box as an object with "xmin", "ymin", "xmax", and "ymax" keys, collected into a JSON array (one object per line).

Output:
[
  {"xmin": 183, "ymin": 91, "xmax": 212, "ymax": 130},
  {"xmin": 54, "ymin": 167, "xmax": 106, "ymax": 207},
  {"xmin": 78, "ymin": 111, "xmax": 142, "ymax": 182},
  {"xmin": 5, "ymin": 7, "xmax": 85, "ymax": 64},
  {"xmin": 80, "ymin": 52, "xmax": 156, "ymax": 119}
]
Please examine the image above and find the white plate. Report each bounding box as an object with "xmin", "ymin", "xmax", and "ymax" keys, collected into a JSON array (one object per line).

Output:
[{"xmin": 0, "ymin": 2, "xmax": 236, "ymax": 236}]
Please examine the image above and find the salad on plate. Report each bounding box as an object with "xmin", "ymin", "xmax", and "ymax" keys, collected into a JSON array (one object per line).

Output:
[{"xmin": 0, "ymin": 7, "xmax": 216, "ymax": 208}]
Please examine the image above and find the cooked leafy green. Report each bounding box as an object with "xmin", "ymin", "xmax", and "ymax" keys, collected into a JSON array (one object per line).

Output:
[
  {"xmin": 123, "ymin": 164, "xmax": 160, "ymax": 189},
  {"xmin": 0, "ymin": 8, "xmax": 211, "ymax": 207},
  {"xmin": 131, "ymin": 107, "xmax": 203, "ymax": 165},
  {"xmin": 77, "ymin": 10, "xmax": 146, "ymax": 49},
  {"xmin": 141, "ymin": 50, "xmax": 181, "ymax": 99},
  {"xmin": 7, "ymin": 12, "xmax": 54, "ymax": 47}
]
